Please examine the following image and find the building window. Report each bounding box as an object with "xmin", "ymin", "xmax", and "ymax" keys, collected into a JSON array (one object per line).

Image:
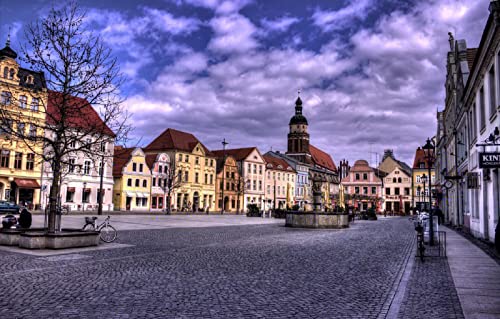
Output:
[
  {"xmin": 363, "ymin": 187, "xmax": 368, "ymax": 195},
  {"xmin": 135, "ymin": 179, "xmax": 139, "ymax": 187},
  {"xmin": 259, "ymin": 180, "xmax": 262, "ymax": 191},
  {"xmin": 253, "ymin": 180, "xmax": 256, "ymax": 190},
  {"xmin": 371, "ymin": 187, "xmax": 376, "ymax": 194},
  {"xmin": 185, "ymin": 155, "xmax": 189, "ymax": 163},
  {"xmin": 195, "ymin": 172, "xmax": 199, "ymax": 183},
  {"xmin": 142, "ymin": 180, "xmax": 147, "ymax": 188},
  {"xmin": 82, "ymin": 190, "xmax": 90, "ymax": 203},
  {"xmin": 355, "ymin": 187, "xmax": 360, "ymax": 194},
  {"xmin": 393, "ymin": 177, "xmax": 397, "ymax": 183},
  {"xmin": 17, "ymin": 122, "xmax": 25, "ymax": 136},
  {"xmin": 30, "ymin": 98, "xmax": 39, "ymax": 111},
  {"xmin": 259, "ymin": 165, "xmax": 263, "ymax": 174},
  {"xmin": 210, "ymin": 174, "xmax": 213, "ymax": 184},
  {"xmin": 0, "ymin": 150, "xmax": 10, "ymax": 167},
  {"xmin": 210, "ymin": 159, "xmax": 214, "ymax": 167},
  {"xmin": 363, "ymin": 173, "xmax": 368, "ymax": 180},
  {"xmin": 489, "ymin": 66, "xmax": 496, "ymax": 119},
  {"xmin": 127, "ymin": 178, "xmax": 132, "ymax": 187},
  {"xmin": 179, "ymin": 154, "xmax": 183, "ymax": 162},
  {"xmin": 14, "ymin": 152, "xmax": 22, "ymax": 169},
  {"xmin": 83, "ymin": 160, "xmax": 91, "ymax": 175},
  {"xmin": 2, "ymin": 67, "xmax": 6, "ymax": 78},
  {"xmin": 479, "ymin": 87, "xmax": 486, "ymax": 129},
  {"xmin": 153, "ymin": 178, "xmax": 156, "ymax": 187},
  {"xmin": 24, "ymin": 153, "xmax": 34, "ymax": 170},
  {"xmin": 267, "ymin": 185, "xmax": 270, "ymax": 194},
  {"xmin": 100, "ymin": 142, "xmax": 106, "ymax": 153},
  {"xmin": 195, "ymin": 157, "xmax": 199, "ymax": 165},
  {"xmin": 395, "ymin": 188, "xmax": 400, "ymax": 195},
  {"xmin": 404, "ymin": 188, "xmax": 410, "ymax": 196},
  {"xmin": 1, "ymin": 91, "xmax": 12, "ymax": 105},
  {"xmin": 28, "ymin": 124, "xmax": 36, "ymax": 138},
  {"xmin": 85, "ymin": 138, "xmax": 91, "ymax": 150},
  {"xmin": 386, "ymin": 187, "xmax": 390, "ymax": 195},
  {"xmin": 205, "ymin": 158, "xmax": 208, "ymax": 166},
  {"xmin": 247, "ymin": 163, "xmax": 251, "ymax": 172},
  {"xmin": 98, "ymin": 161, "xmax": 103, "ymax": 176},
  {"xmin": 253, "ymin": 164, "xmax": 257, "ymax": 174},
  {"xmin": 19, "ymin": 95, "xmax": 27, "ymax": 108},
  {"xmin": 355, "ymin": 173, "xmax": 360, "ymax": 180},
  {"xmin": 398, "ymin": 177, "xmax": 402, "ymax": 183},
  {"xmin": 416, "ymin": 175, "xmax": 421, "ymax": 183},
  {"xmin": 139, "ymin": 163, "xmax": 143, "ymax": 172},
  {"xmin": 9, "ymin": 68, "xmax": 14, "ymax": 80},
  {"xmin": 66, "ymin": 189, "xmax": 75, "ymax": 202},
  {"xmin": 132, "ymin": 163, "xmax": 137, "ymax": 172},
  {"xmin": 204, "ymin": 173, "xmax": 208, "ymax": 184},
  {"xmin": 184, "ymin": 171, "xmax": 189, "ymax": 182}
]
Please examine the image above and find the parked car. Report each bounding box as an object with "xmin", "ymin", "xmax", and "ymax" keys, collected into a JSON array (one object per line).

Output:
[{"xmin": 0, "ymin": 201, "xmax": 20, "ymax": 213}]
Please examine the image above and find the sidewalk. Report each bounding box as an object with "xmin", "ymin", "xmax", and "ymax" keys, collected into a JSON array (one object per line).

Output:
[{"xmin": 444, "ymin": 227, "xmax": 500, "ymax": 319}]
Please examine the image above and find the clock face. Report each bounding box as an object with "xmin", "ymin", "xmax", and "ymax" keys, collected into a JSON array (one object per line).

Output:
[{"xmin": 445, "ymin": 180, "xmax": 453, "ymax": 189}]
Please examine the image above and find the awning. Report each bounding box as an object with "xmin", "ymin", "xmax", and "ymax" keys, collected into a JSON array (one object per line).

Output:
[
  {"xmin": 125, "ymin": 192, "xmax": 135, "ymax": 197},
  {"xmin": 67, "ymin": 187, "xmax": 76, "ymax": 192},
  {"xmin": 136, "ymin": 192, "xmax": 144, "ymax": 197},
  {"xmin": 14, "ymin": 178, "xmax": 40, "ymax": 189}
]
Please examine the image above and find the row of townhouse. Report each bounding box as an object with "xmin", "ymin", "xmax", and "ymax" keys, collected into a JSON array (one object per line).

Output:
[
  {"xmin": 436, "ymin": 1, "xmax": 500, "ymax": 242},
  {"xmin": 1, "ymin": 36, "xmax": 342, "ymax": 213}
]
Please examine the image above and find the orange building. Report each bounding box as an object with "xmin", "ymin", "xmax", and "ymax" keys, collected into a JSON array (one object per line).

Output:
[{"xmin": 341, "ymin": 160, "xmax": 383, "ymax": 212}]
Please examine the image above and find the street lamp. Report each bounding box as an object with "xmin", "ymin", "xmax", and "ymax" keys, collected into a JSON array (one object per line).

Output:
[
  {"xmin": 221, "ymin": 138, "xmax": 228, "ymax": 214},
  {"xmin": 82, "ymin": 181, "xmax": 87, "ymax": 214},
  {"xmin": 417, "ymin": 185, "xmax": 421, "ymax": 210},
  {"xmin": 422, "ymin": 137, "xmax": 436, "ymax": 245}
]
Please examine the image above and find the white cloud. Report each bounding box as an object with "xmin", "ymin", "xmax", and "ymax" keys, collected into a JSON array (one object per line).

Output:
[
  {"xmin": 208, "ymin": 13, "xmax": 259, "ymax": 54},
  {"xmin": 312, "ymin": 0, "xmax": 374, "ymax": 32},
  {"xmin": 179, "ymin": 0, "xmax": 252, "ymax": 14},
  {"xmin": 261, "ymin": 16, "xmax": 300, "ymax": 33}
]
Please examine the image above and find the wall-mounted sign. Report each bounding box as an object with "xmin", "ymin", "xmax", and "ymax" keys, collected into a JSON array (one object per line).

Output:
[{"xmin": 479, "ymin": 152, "xmax": 500, "ymax": 168}]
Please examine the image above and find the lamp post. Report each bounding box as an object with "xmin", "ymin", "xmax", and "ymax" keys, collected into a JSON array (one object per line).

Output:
[
  {"xmin": 422, "ymin": 137, "xmax": 436, "ymax": 245},
  {"xmin": 417, "ymin": 185, "xmax": 421, "ymax": 210},
  {"xmin": 97, "ymin": 153, "xmax": 105, "ymax": 215},
  {"xmin": 221, "ymin": 138, "xmax": 228, "ymax": 214}
]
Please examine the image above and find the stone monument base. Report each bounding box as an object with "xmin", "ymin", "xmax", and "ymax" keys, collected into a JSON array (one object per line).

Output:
[{"xmin": 285, "ymin": 212, "xmax": 349, "ymax": 229}]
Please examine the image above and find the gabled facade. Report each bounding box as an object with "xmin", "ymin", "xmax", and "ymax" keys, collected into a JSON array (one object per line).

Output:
[
  {"xmin": 146, "ymin": 152, "xmax": 170, "ymax": 212},
  {"xmin": 341, "ymin": 160, "xmax": 383, "ymax": 212},
  {"xmin": 411, "ymin": 147, "xmax": 436, "ymax": 211},
  {"xmin": 0, "ymin": 40, "xmax": 46, "ymax": 209},
  {"xmin": 212, "ymin": 147, "xmax": 266, "ymax": 212},
  {"xmin": 214, "ymin": 155, "xmax": 243, "ymax": 213},
  {"xmin": 263, "ymin": 154, "xmax": 296, "ymax": 210},
  {"xmin": 378, "ymin": 149, "xmax": 412, "ymax": 214},
  {"xmin": 113, "ymin": 147, "xmax": 151, "ymax": 211},
  {"xmin": 41, "ymin": 92, "xmax": 116, "ymax": 212},
  {"xmin": 145, "ymin": 128, "xmax": 216, "ymax": 212}
]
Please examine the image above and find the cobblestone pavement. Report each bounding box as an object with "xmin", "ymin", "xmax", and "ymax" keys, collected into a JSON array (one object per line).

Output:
[
  {"xmin": 0, "ymin": 218, "xmax": 462, "ymax": 318},
  {"xmin": 397, "ymin": 253, "xmax": 464, "ymax": 319}
]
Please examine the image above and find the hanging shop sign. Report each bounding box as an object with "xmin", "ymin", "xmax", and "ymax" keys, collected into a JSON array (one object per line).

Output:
[{"xmin": 479, "ymin": 152, "xmax": 500, "ymax": 168}]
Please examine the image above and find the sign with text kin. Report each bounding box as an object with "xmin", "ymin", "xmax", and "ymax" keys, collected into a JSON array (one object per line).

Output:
[{"xmin": 479, "ymin": 152, "xmax": 500, "ymax": 168}]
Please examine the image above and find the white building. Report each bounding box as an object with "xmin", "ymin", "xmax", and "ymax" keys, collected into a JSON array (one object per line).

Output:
[{"xmin": 41, "ymin": 92, "xmax": 115, "ymax": 212}]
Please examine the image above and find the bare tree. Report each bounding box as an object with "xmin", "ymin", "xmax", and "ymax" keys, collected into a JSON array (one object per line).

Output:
[
  {"xmin": 0, "ymin": 3, "xmax": 130, "ymax": 233},
  {"xmin": 234, "ymin": 176, "xmax": 247, "ymax": 214},
  {"xmin": 164, "ymin": 160, "xmax": 182, "ymax": 214}
]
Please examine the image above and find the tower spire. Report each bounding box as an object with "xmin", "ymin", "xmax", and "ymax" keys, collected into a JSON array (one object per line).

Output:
[{"xmin": 6, "ymin": 26, "xmax": 11, "ymax": 47}]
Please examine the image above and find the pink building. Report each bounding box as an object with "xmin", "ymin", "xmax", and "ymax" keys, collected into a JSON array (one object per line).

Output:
[{"xmin": 341, "ymin": 160, "xmax": 383, "ymax": 212}]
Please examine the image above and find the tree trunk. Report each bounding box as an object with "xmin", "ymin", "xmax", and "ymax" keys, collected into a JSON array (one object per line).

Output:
[{"xmin": 47, "ymin": 161, "xmax": 61, "ymax": 234}]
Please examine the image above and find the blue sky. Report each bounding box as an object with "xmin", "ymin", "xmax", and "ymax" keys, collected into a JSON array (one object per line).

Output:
[{"xmin": 0, "ymin": 0, "xmax": 490, "ymax": 166}]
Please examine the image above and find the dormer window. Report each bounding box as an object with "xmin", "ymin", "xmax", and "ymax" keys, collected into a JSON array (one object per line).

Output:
[{"xmin": 26, "ymin": 75, "xmax": 34, "ymax": 85}]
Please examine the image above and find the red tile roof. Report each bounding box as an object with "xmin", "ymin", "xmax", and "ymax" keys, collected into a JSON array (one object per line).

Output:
[
  {"xmin": 145, "ymin": 154, "xmax": 157, "ymax": 171},
  {"xmin": 309, "ymin": 144, "xmax": 337, "ymax": 172},
  {"xmin": 145, "ymin": 128, "xmax": 212, "ymax": 155},
  {"xmin": 47, "ymin": 91, "xmax": 115, "ymax": 137},
  {"xmin": 211, "ymin": 147, "xmax": 258, "ymax": 161},
  {"xmin": 412, "ymin": 148, "xmax": 434, "ymax": 169},
  {"xmin": 112, "ymin": 146, "xmax": 134, "ymax": 177},
  {"xmin": 263, "ymin": 155, "xmax": 295, "ymax": 172}
]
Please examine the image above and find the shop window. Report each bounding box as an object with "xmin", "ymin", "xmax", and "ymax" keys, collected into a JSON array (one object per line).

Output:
[{"xmin": 66, "ymin": 189, "xmax": 75, "ymax": 202}]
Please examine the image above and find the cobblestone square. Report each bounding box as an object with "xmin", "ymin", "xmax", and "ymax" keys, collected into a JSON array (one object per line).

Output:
[{"xmin": 0, "ymin": 217, "xmax": 463, "ymax": 318}]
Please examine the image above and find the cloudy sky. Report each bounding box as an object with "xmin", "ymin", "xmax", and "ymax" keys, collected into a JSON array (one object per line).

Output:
[{"xmin": 0, "ymin": 0, "xmax": 490, "ymax": 166}]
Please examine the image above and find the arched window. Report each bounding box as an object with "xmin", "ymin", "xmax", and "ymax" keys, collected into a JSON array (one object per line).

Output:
[
  {"xmin": 142, "ymin": 180, "xmax": 147, "ymax": 188},
  {"xmin": 1, "ymin": 91, "xmax": 12, "ymax": 105},
  {"xmin": 3, "ymin": 67, "xmax": 7, "ymax": 78},
  {"xmin": 398, "ymin": 177, "xmax": 402, "ymax": 183},
  {"xmin": 392, "ymin": 177, "xmax": 396, "ymax": 183},
  {"xmin": 9, "ymin": 68, "xmax": 14, "ymax": 80}
]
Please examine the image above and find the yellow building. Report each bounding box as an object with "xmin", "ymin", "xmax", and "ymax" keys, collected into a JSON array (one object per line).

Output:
[
  {"xmin": 0, "ymin": 39, "xmax": 46, "ymax": 208},
  {"xmin": 144, "ymin": 128, "xmax": 216, "ymax": 212},
  {"xmin": 112, "ymin": 147, "xmax": 152, "ymax": 211},
  {"xmin": 263, "ymin": 154, "xmax": 296, "ymax": 210},
  {"xmin": 412, "ymin": 147, "xmax": 436, "ymax": 211}
]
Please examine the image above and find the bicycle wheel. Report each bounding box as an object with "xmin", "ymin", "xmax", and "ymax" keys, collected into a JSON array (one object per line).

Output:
[
  {"xmin": 99, "ymin": 224, "xmax": 117, "ymax": 243},
  {"xmin": 82, "ymin": 223, "xmax": 95, "ymax": 231}
]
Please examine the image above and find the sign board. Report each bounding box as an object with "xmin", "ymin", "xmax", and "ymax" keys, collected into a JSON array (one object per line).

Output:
[{"xmin": 479, "ymin": 152, "xmax": 500, "ymax": 168}]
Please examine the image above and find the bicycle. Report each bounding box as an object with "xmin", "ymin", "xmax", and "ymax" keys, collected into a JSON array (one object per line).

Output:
[
  {"xmin": 411, "ymin": 214, "xmax": 425, "ymax": 262},
  {"xmin": 82, "ymin": 215, "xmax": 117, "ymax": 243}
]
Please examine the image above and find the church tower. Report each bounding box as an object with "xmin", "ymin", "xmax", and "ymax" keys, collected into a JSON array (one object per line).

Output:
[{"xmin": 286, "ymin": 93, "xmax": 311, "ymax": 163}]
